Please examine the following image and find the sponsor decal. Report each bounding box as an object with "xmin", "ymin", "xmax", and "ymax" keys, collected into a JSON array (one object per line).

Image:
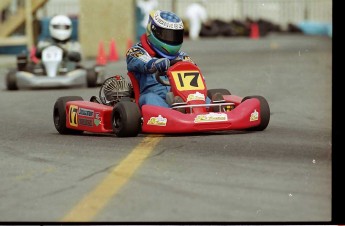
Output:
[
  {"xmin": 153, "ymin": 11, "xmax": 183, "ymax": 29},
  {"xmin": 94, "ymin": 112, "xmax": 101, "ymax": 126},
  {"xmin": 132, "ymin": 51, "xmax": 143, "ymax": 58},
  {"xmin": 128, "ymin": 48, "xmax": 144, "ymax": 58},
  {"xmin": 126, "ymin": 47, "xmax": 139, "ymax": 57},
  {"xmin": 78, "ymin": 118, "xmax": 93, "ymax": 127},
  {"xmin": 187, "ymin": 91, "xmax": 205, "ymax": 101},
  {"xmin": 78, "ymin": 108, "xmax": 94, "ymax": 117},
  {"xmin": 194, "ymin": 112, "xmax": 228, "ymax": 123},
  {"xmin": 126, "ymin": 47, "xmax": 150, "ymax": 62},
  {"xmin": 147, "ymin": 115, "xmax": 167, "ymax": 126},
  {"xmin": 69, "ymin": 105, "xmax": 78, "ymax": 127},
  {"xmin": 250, "ymin": 109, "xmax": 259, "ymax": 121}
]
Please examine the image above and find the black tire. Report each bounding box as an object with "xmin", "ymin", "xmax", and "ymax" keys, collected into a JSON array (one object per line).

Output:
[
  {"xmin": 86, "ymin": 68, "xmax": 97, "ymax": 87},
  {"xmin": 112, "ymin": 101, "xmax": 141, "ymax": 137},
  {"xmin": 53, "ymin": 96, "xmax": 84, "ymax": 135},
  {"xmin": 207, "ymin": 88, "xmax": 231, "ymax": 99},
  {"xmin": 6, "ymin": 68, "xmax": 18, "ymax": 90},
  {"xmin": 241, "ymin": 95, "xmax": 270, "ymax": 131}
]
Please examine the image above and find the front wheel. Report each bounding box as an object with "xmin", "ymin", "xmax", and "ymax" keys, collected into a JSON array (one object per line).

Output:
[
  {"xmin": 53, "ymin": 96, "xmax": 84, "ymax": 135},
  {"xmin": 86, "ymin": 68, "xmax": 98, "ymax": 87},
  {"xmin": 6, "ymin": 68, "xmax": 18, "ymax": 90},
  {"xmin": 242, "ymin": 95, "xmax": 270, "ymax": 131},
  {"xmin": 112, "ymin": 101, "xmax": 141, "ymax": 137}
]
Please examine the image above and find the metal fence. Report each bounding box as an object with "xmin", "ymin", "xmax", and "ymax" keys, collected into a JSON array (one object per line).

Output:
[
  {"xmin": 160, "ymin": 0, "xmax": 332, "ymax": 28},
  {"xmin": 36, "ymin": 0, "xmax": 332, "ymax": 28}
]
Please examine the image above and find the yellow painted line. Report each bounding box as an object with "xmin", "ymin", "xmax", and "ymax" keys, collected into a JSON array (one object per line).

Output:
[{"xmin": 61, "ymin": 136, "xmax": 163, "ymax": 222}]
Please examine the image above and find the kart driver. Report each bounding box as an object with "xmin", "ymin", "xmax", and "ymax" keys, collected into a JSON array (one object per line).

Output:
[
  {"xmin": 35, "ymin": 14, "xmax": 82, "ymax": 63},
  {"xmin": 126, "ymin": 10, "xmax": 221, "ymax": 109}
]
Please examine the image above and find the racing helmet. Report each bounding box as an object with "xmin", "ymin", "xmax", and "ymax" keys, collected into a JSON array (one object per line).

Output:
[
  {"xmin": 49, "ymin": 15, "xmax": 72, "ymax": 41},
  {"xmin": 146, "ymin": 10, "xmax": 184, "ymax": 59}
]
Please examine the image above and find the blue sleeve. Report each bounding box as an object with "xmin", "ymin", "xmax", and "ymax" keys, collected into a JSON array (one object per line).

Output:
[{"xmin": 126, "ymin": 46, "xmax": 154, "ymax": 73}]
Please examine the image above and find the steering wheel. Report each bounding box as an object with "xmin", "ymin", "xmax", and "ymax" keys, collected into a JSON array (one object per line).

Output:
[{"xmin": 155, "ymin": 58, "xmax": 183, "ymax": 86}]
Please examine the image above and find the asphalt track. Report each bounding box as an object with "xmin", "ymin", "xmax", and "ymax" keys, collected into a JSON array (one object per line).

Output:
[{"xmin": 0, "ymin": 34, "xmax": 332, "ymax": 222}]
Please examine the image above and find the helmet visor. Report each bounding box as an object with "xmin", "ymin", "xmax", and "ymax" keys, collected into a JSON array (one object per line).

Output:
[
  {"xmin": 151, "ymin": 24, "xmax": 184, "ymax": 45},
  {"xmin": 52, "ymin": 24, "xmax": 71, "ymax": 30}
]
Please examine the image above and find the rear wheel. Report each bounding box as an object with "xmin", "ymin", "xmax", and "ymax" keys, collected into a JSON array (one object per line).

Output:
[
  {"xmin": 242, "ymin": 95, "xmax": 270, "ymax": 131},
  {"xmin": 112, "ymin": 101, "xmax": 141, "ymax": 137},
  {"xmin": 53, "ymin": 96, "xmax": 84, "ymax": 135},
  {"xmin": 6, "ymin": 68, "xmax": 18, "ymax": 90},
  {"xmin": 86, "ymin": 68, "xmax": 98, "ymax": 87}
]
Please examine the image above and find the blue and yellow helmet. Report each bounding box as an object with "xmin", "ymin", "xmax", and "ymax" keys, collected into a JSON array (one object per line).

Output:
[{"xmin": 146, "ymin": 10, "xmax": 184, "ymax": 59}]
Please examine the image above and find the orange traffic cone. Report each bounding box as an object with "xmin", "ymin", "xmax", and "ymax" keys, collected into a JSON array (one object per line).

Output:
[
  {"xmin": 108, "ymin": 39, "xmax": 119, "ymax": 62},
  {"xmin": 30, "ymin": 47, "xmax": 40, "ymax": 64},
  {"xmin": 96, "ymin": 41, "xmax": 107, "ymax": 65},
  {"xmin": 250, "ymin": 22, "xmax": 260, "ymax": 39}
]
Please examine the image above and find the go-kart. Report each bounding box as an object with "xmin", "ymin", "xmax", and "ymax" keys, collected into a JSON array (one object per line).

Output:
[
  {"xmin": 6, "ymin": 45, "xmax": 104, "ymax": 90},
  {"xmin": 53, "ymin": 60, "xmax": 270, "ymax": 137}
]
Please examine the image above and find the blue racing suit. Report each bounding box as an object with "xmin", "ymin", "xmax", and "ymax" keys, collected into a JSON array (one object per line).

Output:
[{"xmin": 126, "ymin": 34, "xmax": 196, "ymax": 108}]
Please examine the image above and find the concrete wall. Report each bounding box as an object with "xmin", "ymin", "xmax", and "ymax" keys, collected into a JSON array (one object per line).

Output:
[{"xmin": 79, "ymin": 0, "xmax": 135, "ymax": 59}]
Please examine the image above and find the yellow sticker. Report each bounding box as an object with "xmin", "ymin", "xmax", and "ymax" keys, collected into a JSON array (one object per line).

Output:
[
  {"xmin": 69, "ymin": 105, "xmax": 78, "ymax": 127},
  {"xmin": 171, "ymin": 70, "xmax": 204, "ymax": 91}
]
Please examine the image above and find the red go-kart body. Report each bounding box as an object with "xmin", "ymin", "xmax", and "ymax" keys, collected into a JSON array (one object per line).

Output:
[{"xmin": 53, "ymin": 61, "xmax": 270, "ymax": 137}]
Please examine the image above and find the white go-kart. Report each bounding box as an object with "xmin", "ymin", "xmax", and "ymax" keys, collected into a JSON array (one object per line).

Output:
[{"xmin": 6, "ymin": 45, "xmax": 103, "ymax": 90}]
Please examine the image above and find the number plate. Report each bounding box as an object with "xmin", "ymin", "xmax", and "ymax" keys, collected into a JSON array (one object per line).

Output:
[
  {"xmin": 42, "ymin": 46, "xmax": 63, "ymax": 62},
  {"xmin": 171, "ymin": 70, "xmax": 205, "ymax": 91}
]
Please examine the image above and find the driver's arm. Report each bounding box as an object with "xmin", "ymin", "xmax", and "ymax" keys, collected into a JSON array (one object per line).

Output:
[
  {"xmin": 67, "ymin": 51, "xmax": 81, "ymax": 62},
  {"xmin": 126, "ymin": 46, "xmax": 156, "ymax": 74},
  {"xmin": 35, "ymin": 40, "xmax": 51, "ymax": 59},
  {"xmin": 66, "ymin": 41, "xmax": 82, "ymax": 62}
]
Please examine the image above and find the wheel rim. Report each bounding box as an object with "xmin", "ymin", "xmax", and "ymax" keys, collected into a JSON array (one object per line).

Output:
[{"xmin": 113, "ymin": 111, "xmax": 122, "ymax": 130}]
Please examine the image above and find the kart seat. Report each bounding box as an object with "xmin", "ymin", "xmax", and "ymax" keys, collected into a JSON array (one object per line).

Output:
[{"xmin": 127, "ymin": 72, "xmax": 140, "ymax": 106}]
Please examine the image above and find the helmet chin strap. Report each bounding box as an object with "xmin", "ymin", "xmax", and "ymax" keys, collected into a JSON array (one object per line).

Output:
[{"xmin": 140, "ymin": 34, "xmax": 156, "ymax": 57}]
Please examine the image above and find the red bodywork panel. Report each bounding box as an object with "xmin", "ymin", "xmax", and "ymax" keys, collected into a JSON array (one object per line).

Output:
[
  {"xmin": 66, "ymin": 101, "xmax": 113, "ymax": 133},
  {"xmin": 64, "ymin": 97, "xmax": 261, "ymax": 134},
  {"xmin": 141, "ymin": 97, "xmax": 261, "ymax": 133}
]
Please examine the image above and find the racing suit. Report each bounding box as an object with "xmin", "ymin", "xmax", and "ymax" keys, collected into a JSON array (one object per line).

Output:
[
  {"xmin": 35, "ymin": 38, "xmax": 82, "ymax": 63},
  {"xmin": 126, "ymin": 34, "xmax": 197, "ymax": 108}
]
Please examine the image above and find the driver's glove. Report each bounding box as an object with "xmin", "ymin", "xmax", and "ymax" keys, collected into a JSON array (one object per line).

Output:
[
  {"xmin": 67, "ymin": 51, "xmax": 81, "ymax": 62},
  {"xmin": 35, "ymin": 48, "xmax": 43, "ymax": 59},
  {"xmin": 146, "ymin": 58, "xmax": 170, "ymax": 73}
]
